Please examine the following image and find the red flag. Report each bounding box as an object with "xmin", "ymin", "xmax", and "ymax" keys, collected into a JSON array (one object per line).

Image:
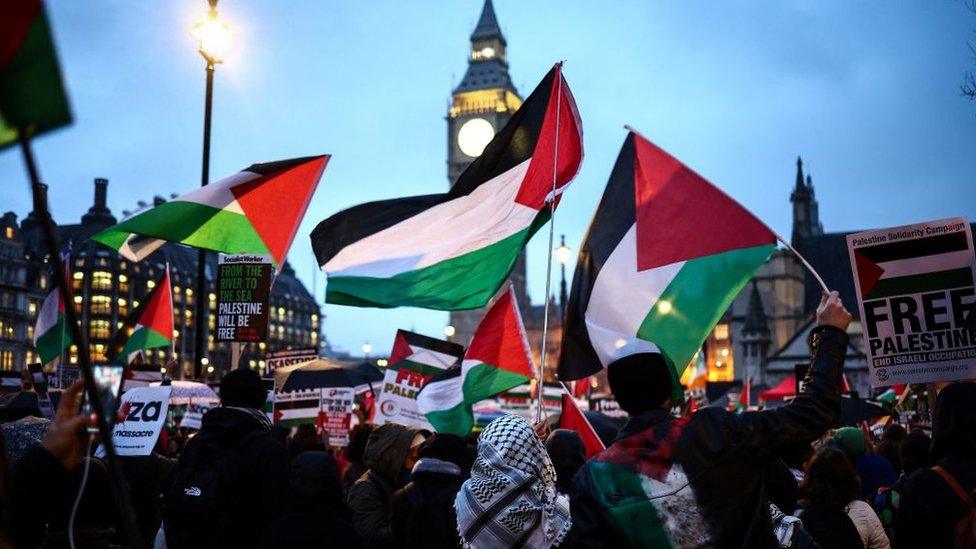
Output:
[
  {"xmin": 841, "ymin": 374, "xmax": 851, "ymax": 394},
  {"xmin": 572, "ymin": 377, "xmax": 589, "ymax": 399},
  {"xmin": 738, "ymin": 377, "xmax": 751, "ymax": 410},
  {"xmin": 558, "ymin": 394, "xmax": 605, "ymax": 459}
]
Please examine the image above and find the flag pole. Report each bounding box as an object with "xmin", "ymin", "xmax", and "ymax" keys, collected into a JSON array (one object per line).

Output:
[
  {"xmin": 775, "ymin": 234, "xmax": 829, "ymax": 294},
  {"xmin": 536, "ymin": 62, "xmax": 564, "ymax": 423},
  {"xmin": 18, "ymin": 130, "xmax": 144, "ymax": 548}
]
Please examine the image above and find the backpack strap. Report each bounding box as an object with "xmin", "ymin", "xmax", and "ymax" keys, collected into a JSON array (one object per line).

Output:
[{"xmin": 932, "ymin": 466, "xmax": 976, "ymax": 510}]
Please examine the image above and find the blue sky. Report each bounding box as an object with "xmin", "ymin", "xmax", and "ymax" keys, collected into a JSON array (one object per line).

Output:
[{"xmin": 3, "ymin": 1, "xmax": 974, "ymax": 356}]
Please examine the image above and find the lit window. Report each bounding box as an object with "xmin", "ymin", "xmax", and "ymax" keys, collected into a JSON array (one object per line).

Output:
[
  {"xmin": 90, "ymin": 295, "xmax": 111, "ymax": 314},
  {"xmin": 72, "ymin": 272, "xmax": 84, "ymax": 280},
  {"xmin": 89, "ymin": 319, "xmax": 111, "ymax": 339},
  {"xmin": 91, "ymin": 271, "xmax": 113, "ymax": 290},
  {"xmin": 28, "ymin": 302, "xmax": 37, "ymax": 315},
  {"xmin": 147, "ymin": 280, "xmax": 156, "ymax": 290},
  {"xmin": 118, "ymin": 274, "xmax": 128, "ymax": 283},
  {"xmin": 186, "ymin": 288, "xmax": 193, "ymax": 297},
  {"xmin": 714, "ymin": 323, "xmax": 730, "ymax": 341},
  {"xmin": 4, "ymin": 227, "xmax": 12, "ymax": 239}
]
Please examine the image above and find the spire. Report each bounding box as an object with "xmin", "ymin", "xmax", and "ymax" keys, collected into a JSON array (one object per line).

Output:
[
  {"xmin": 794, "ymin": 156, "xmax": 805, "ymax": 191},
  {"xmin": 743, "ymin": 281, "xmax": 770, "ymax": 336},
  {"xmin": 806, "ymin": 173, "xmax": 814, "ymax": 191},
  {"xmin": 472, "ymin": 0, "xmax": 504, "ymax": 42}
]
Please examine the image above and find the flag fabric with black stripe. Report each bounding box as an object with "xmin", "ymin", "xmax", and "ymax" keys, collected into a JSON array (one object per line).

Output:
[
  {"xmin": 558, "ymin": 130, "xmax": 776, "ymax": 388},
  {"xmin": 312, "ymin": 64, "xmax": 582, "ymax": 310}
]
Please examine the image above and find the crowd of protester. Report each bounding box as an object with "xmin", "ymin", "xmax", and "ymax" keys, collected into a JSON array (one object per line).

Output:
[{"xmin": 0, "ymin": 291, "xmax": 973, "ymax": 548}]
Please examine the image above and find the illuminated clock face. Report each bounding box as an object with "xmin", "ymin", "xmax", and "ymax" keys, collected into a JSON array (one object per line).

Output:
[{"xmin": 457, "ymin": 117, "xmax": 495, "ymax": 158}]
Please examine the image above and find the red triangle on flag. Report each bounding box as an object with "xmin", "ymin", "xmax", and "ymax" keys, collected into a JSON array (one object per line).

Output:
[
  {"xmin": 558, "ymin": 394, "xmax": 605, "ymax": 459},
  {"xmin": 389, "ymin": 331, "xmax": 413, "ymax": 366},
  {"xmin": 853, "ymin": 250, "xmax": 885, "ymax": 298},
  {"xmin": 273, "ymin": 409, "xmax": 283, "ymax": 424},
  {"xmin": 140, "ymin": 266, "xmax": 174, "ymax": 341},
  {"xmin": 233, "ymin": 156, "xmax": 329, "ymax": 265},
  {"xmin": 464, "ymin": 287, "xmax": 534, "ymax": 379},
  {"xmin": 631, "ymin": 132, "xmax": 776, "ymax": 271}
]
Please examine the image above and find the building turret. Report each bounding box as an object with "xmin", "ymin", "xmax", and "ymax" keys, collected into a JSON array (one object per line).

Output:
[
  {"xmin": 740, "ymin": 281, "xmax": 772, "ymax": 384},
  {"xmin": 790, "ymin": 157, "xmax": 823, "ymax": 246},
  {"xmin": 81, "ymin": 178, "xmax": 117, "ymax": 226}
]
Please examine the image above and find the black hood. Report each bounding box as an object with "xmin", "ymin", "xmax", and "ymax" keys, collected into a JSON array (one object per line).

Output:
[{"xmin": 194, "ymin": 406, "xmax": 268, "ymax": 445}]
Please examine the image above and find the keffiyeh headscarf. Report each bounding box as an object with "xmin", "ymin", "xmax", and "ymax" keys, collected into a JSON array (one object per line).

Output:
[{"xmin": 455, "ymin": 415, "xmax": 572, "ymax": 548}]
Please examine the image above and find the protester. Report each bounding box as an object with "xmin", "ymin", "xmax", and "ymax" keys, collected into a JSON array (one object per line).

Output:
[
  {"xmin": 571, "ymin": 291, "xmax": 852, "ymax": 547},
  {"xmin": 7, "ymin": 380, "xmax": 121, "ymax": 548},
  {"xmin": 831, "ymin": 425, "xmax": 897, "ymax": 502},
  {"xmin": 545, "ymin": 429, "xmax": 586, "ymax": 496},
  {"xmin": 798, "ymin": 446, "xmax": 889, "ymax": 548},
  {"xmin": 342, "ymin": 423, "xmax": 375, "ymax": 493},
  {"xmin": 288, "ymin": 423, "xmax": 326, "ymax": 459},
  {"xmin": 876, "ymin": 423, "xmax": 907, "ymax": 476},
  {"xmin": 873, "ymin": 428, "xmax": 933, "ymax": 541},
  {"xmin": 346, "ymin": 422, "xmax": 424, "ymax": 548},
  {"xmin": 895, "ymin": 382, "xmax": 976, "ymax": 549},
  {"xmin": 260, "ymin": 451, "xmax": 361, "ymax": 548},
  {"xmin": 119, "ymin": 448, "xmax": 177, "ymax": 547},
  {"xmin": 391, "ymin": 432, "xmax": 470, "ymax": 548},
  {"xmin": 164, "ymin": 368, "xmax": 290, "ymax": 548},
  {"xmin": 456, "ymin": 414, "xmax": 571, "ymax": 548}
]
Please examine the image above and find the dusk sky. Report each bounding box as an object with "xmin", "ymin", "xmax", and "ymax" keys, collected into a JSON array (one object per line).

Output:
[{"xmin": 2, "ymin": 1, "xmax": 974, "ymax": 357}]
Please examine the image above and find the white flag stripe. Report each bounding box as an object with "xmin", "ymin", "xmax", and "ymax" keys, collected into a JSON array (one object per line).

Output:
[
  {"xmin": 323, "ymin": 159, "xmax": 537, "ymax": 278},
  {"xmin": 33, "ymin": 288, "xmax": 60, "ymax": 346},
  {"xmin": 876, "ymin": 249, "xmax": 974, "ymax": 279},
  {"xmin": 584, "ymin": 224, "xmax": 678, "ymax": 367}
]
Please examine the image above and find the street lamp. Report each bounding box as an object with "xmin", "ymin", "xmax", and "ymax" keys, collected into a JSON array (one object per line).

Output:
[
  {"xmin": 555, "ymin": 235, "xmax": 572, "ymax": 313},
  {"xmin": 191, "ymin": 0, "xmax": 230, "ymax": 380},
  {"xmin": 444, "ymin": 325, "xmax": 456, "ymax": 340},
  {"xmin": 361, "ymin": 342, "xmax": 372, "ymax": 358}
]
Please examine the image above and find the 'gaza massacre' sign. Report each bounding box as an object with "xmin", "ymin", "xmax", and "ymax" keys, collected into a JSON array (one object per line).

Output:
[
  {"xmin": 215, "ymin": 254, "xmax": 272, "ymax": 342},
  {"xmin": 847, "ymin": 217, "xmax": 976, "ymax": 386}
]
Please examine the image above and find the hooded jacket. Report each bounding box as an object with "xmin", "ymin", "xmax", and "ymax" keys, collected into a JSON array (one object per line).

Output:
[
  {"xmin": 346, "ymin": 423, "xmax": 419, "ymax": 548},
  {"xmin": 571, "ymin": 325, "xmax": 848, "ymax": 548}
]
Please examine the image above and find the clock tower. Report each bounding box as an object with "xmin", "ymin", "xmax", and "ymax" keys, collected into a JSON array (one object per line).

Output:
[{"xmin": 447, "ymin": 0, "xmax": 528, "ymax": 345}]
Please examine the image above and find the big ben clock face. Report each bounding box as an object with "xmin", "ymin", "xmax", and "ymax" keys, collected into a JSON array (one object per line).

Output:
[{"xmin": 457, "ymin": 117, "xmax": 495, "ymax": 158}]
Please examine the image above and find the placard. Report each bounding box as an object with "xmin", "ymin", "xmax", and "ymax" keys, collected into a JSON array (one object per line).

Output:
[
  {"xmin": 101, "ymin": 386, "xmax": 172, "ymax": 456},
  {"xmin": 215, "ymin": 254, "xmax": 272, "ymax": 342},
  {"xmin": 57, "ymin": 365, "xmax": 80, "ymax": 390},
  {"xmin": 265, "ymin": 347, "xmax": 319, "ymax": 375},
  {"xmin": 179, "ymin": 401, "xmax": 216, "ymax": 430},
  {"xmin": 319, "ymin": 387, "xmax": 354, "ymax": 447},
  {"xmin": 376, "ymin": 349, "xmax": 459, "ymax": 430},
  {"xmin": 847, "ymin": 217, "xmax": 976, "ymax": 386},
  {"xmin": 498, "ymin": 383, "xmax": 562, "ymax": 420}
]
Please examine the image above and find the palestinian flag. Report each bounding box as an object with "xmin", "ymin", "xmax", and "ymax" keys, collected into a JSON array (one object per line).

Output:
[
  {"xmin": 312, "ymin": 64, "xmax": 582, "ymax": 310},
  {"xmin": 736, "ymin": 376, "xmax": 751, "ymax": 411},
  {"xmin": 558, "ymin": 393, "xmax": 605, "ymax": 459},
  {"xmin": 417, "ymin": 287, "xmax": 535, "ymax": 435},
  {"xmin": 389, "ymin": 330, "xmax": 465, "ymax": 372},
  {"xmin": 273, "ymin": 389, "xmax": 321, "ymax": 428},
  {"xmin": 849, "ymin": 221, "xmax": 974, "ymax": 301},
  {"xmin": 112, "ymin": 266, "xmax": 174, "ymax": 363},
  {"xmin": 33, "ymin": 284, "xmax": 70, "ymax": 364},
  {"xmin": 558, "ymin": 130, "xmax": 776, "ymax": 391},
  {"xmin": 0, "ymin": 0, "xmax": 72, "ymax": 148},
  {"xmin": 91, "ymin": 156, "xmax": 329, "ymax": 266}
]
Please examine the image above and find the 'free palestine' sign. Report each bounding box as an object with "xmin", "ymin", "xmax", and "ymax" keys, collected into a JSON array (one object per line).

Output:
[{"xmin": 215, "ymin": 254, "xmax": 272, "ymax": 342}]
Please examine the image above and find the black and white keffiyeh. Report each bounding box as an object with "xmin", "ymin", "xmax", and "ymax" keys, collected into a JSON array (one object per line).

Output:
[{"xmin": 455, "ymin": 415, "xmax": 572, "ymax": 548}]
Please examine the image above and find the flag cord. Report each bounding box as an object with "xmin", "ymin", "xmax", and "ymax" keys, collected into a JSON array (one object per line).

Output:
[
  {"xmin": 537, "ymin": 64, "xmax": 563, "ymax": 423},
  {"xmin": 775, "ymin": 234, "xmax": 829, "ymax": 294}
]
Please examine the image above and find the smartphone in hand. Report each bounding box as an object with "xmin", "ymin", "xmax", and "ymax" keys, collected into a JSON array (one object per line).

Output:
[{"xmin": 81, "ymin": 364, "xmax": 125, "ymax": 433}]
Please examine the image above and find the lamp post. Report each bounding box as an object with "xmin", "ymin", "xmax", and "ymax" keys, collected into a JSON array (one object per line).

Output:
[
  {"xmin": 555, "ymin": 235, "xmax": 572, "ymax": 314},
  {"xmin": 191, "ymin": 0, "xmax": 230, "ymax": 380},
  {"xmin": 361, "ymin": 342, "xmax": 372, "ymax": 360},
  {"xmin": 443, "ymin": 324, "xmax": 456, "ymax": 342}
]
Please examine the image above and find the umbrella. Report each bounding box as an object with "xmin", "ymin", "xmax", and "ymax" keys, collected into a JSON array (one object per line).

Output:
[
  {"xmin": 275, "ymin": 359, "xmax": 384, "ymax": 392},
  {"xmin": 151, "ymin": 380, "xmax": 218, "ymax": 405},
  {"xmin": 835, "ymin": 396, "xmax": 888, "ymax": 427},
  {"xmin": 0, "ymin": 391, "xmax": 41, "ymax": 422},
  {"xmin": 2, "ymin": 416, "xmax": 50, "ymax": 463}
]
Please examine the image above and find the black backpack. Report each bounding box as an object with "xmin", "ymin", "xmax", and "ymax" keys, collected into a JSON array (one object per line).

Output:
[{"xmin": 163, "ymin": 430, "xmax": 263, "ymax": 548}]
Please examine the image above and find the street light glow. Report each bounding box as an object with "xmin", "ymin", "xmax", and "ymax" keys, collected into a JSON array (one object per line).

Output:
[
  {"xmin": 555, "ymin": 242, "xmax": 572, "ymax": 266},
  {"xmin": 657, "ymin": 300, "xmax": 673, "ymax": 314},
  {"xmin": 444, "ymin": 325, "xmax": 456, "ymax": 338},
  {"xmin": 361, "ymin": 342, "xmax": 372, "ymax": 355},
  {"xmin": 193, "ymin": 4, "xmax": 231, "ymax": 65}
]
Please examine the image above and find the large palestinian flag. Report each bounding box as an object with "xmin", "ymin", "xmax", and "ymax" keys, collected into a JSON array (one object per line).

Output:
[
  {"xmin": 417, "ymin": 287, "xmax": 535, "ymax": 435},
  {"xmin": 558, "ymin": 130, "xmax": 776, "ymax": 390},
  {"xmin": 33, "ymin": 284, "xmax": 70, "ymax": 364},
  {"xmin": 115, "ymin": 266, "xmax": 174, "ymax": 363},
  {"xmin": 389, "ymin": 330, "xmax": 465, "ymax": 369},
  {"xmin": 312, "ymin": 64, "xmax": 582, "ymax": 310},
  {"xmin": 0, "ymin": 0, "xmax": 72, "ymax": 148},
  {"xmin": 91, "ymin": 156, "xmax": 329, "ymax": 266}
]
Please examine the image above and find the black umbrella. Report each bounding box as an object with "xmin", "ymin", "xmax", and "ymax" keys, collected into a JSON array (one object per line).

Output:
[
  {"xmin": 835, "ymin": 396, "xmax": 887, "ymax": 427},
  {"xmin": 275, "ymin": 359, "xmax": 384, "ymax": 392}
]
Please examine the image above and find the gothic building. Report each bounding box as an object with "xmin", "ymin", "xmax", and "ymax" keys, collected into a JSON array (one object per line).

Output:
[{"xmin": 0, "ymin": 179, "xmax": 322, "ymax": 379}]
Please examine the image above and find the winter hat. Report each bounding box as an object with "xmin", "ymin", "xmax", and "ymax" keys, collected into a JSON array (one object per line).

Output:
[
  {"xmin": 606, "ymin": 352, "xmax": 674, "ymax": 415},
  {"xmin": 219, "ymin": 368, "xmax": 267, "ymax": 409},
  {"xmin": 832, "ymin": 426, "xmax": 868, "ymax": 462},
  {"xmin": 418, "ymin": 432, "xmax": 470, "ymax": 469}
]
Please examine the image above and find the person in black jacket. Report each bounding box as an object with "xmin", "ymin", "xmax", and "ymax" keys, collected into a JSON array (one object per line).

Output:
[
  {"xmin": 390, "ymin": 432, "xmax": 470, "ymax": 548},
  {"xmin": 260, "ymin": 451, "xmax": 361, "ymax": 548},
  {"xmin": 571, "ymin": 291, "xmax": 852, "ymax": 548},
  {"xmin": 545, "ymin": 429, "xmax": 586, "ymax": 496},
  {"xmin": 797, "ymin": 447, "xmax": 865, "ymax": 549},
  {"xmin": 895, "ymin": 381, "xmax": 976, "ymax": 549},
  {"xmin": 164, "ymin": 368, "xmax": 290, "ymax": 548}
]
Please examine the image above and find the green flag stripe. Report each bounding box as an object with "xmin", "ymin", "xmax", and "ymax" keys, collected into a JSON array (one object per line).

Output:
[
  {"xmin": 588, "ymin": 461, "xmax": 674, "ymax": 547},
  {"xmin": 638, "ymin": 244, "xmax": 774, "ymax": 381},
  {"xmin": 92, "ymin": 201, "xmax": 270, "ymax": 257},
  {"xmin": 425, "ymin": 363, "xmax": 529, "ymax": 434},
  {"xmin": 121, "ymin": 326, "xmax": 171, "ymax": 358},
  {"xmin": 326, "ymin": 210, "xmax": 549, "ymax": 310},
  {"xmin": 35, "ymin": 314, "xmax": 70, "ymax": 364},
  {"xmin": 0, "ymin": 7, "xmax": 71, "ymax": 148},
  {"xmin": 866, "ymin": 267, "xmax": 974, "ymax": 300}
]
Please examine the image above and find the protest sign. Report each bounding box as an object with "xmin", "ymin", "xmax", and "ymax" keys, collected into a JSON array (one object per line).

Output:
[
  {"xmin": 499, "ymin": 383, "xmax": 562, "ymax": 420},
  {"xmin": 57, "ymin": 364, "xmax": 80, "ymax": 390},
  {"xmin": 376, "ymin": 330, "xmax": 464, "ymax": 429},
  {"xmin": 319, "ymin": 387, "xmax": 355, "ymax": 446},
  {"xmin": 101, "ymin": 385, "xmax": 172, "ymax": 456},
  {"xmin": 590, "ymin": 395, "xmax": 628, "ymax": 419},
  {"xmin": 273, "ymin": 388, "xmax": 321, "ymax": 427},
  {"xmin": 848, "ymin": 217, "xmax": 976, "ymax": 386},
  {"xmin": 265, "ymin": 347, "xmax": 319, "ymax": 376},
  {"xmin": 215, "ymin": 253, "xmax": 272, "ymax": 342},
  {"xmin": 179, "ymin": 400, "xmax": 216, "ymax": 430}
]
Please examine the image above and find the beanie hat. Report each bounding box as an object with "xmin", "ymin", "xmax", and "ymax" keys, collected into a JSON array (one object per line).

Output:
[
  {"xmin": 832, "ymin": 426, "xmax": 868, "ymax": 462},
  {"xmin": 219, "ymin": 368, "xmax": 267, "ymax": 409},
  {"xmin": 606, "ymin": 352, "xmax": 674, "ymax": 415}
]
